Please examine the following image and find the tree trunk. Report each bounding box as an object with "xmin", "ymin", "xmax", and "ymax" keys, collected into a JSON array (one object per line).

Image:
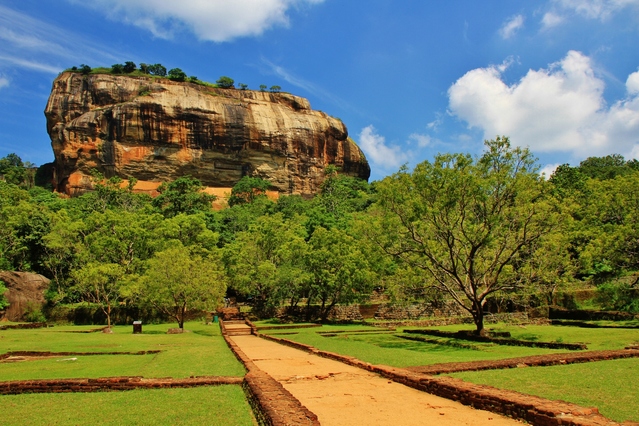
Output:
[
  {"xmin": 472, "ymin": 300, "xmax": 485, "ymax": 336},
  {"xmin": 107, "ymin": 303, "xmax": 111, "ymax": 329}
]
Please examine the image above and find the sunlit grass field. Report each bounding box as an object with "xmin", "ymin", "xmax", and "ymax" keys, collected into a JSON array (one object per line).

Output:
[
  {"xmin": 0, "ymin": 322, "xmax": 245, "ymax": 380},
  {"xmin": 0, "ymin": 321, "xmax": 254, "ymax": 426}
]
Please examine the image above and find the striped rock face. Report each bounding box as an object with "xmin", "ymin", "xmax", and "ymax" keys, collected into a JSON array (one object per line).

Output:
[{"xmin": 45, "ymin": 72, "xmax": 370, "ymax": 197}]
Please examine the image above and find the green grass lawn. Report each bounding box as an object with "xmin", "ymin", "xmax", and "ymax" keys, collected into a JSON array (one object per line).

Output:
[
  {"xmin": 449, "ymin": 358, "xmax": 639, "ymax": 423},
  {"xmin": 0, "ymin": 321, "xmax": 255, "ymax": 425},
  {"xmin": 0, "ymin": 321, "xmax": 245, "ymax": 380},
  {"xmin": 2, "ymin": 386, "xmax": 255, "ymax": 426},
  {"xmin": 429, "ymin": 323, "xmax": 639, "ymax": 351},
  {"xmin": 260, "ymin": 324, "xmax": 569, "ymax": 367}
]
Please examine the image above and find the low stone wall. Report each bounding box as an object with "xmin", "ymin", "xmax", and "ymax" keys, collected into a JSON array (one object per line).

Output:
[
  {"xmin": 255, "ymin": 324, "xmax": 321, "ymax": 331},
  {"xmin": 0, "ymin": 376, "xmax": 243, "ymax": 395},
  {"xmin": 373, "ymin": 302, "xmax": 466, "ymax": 320},
  {"xmin": 368, "ymin": 312, "xmax": 549, "ymax": 328},
  {"xmin": 551, "ymin": 320, "xmax": 639, "ymax": 329},
  {"xmin": 404, "ymin": 329, "xmax": 587, "ymax": 350},
  {"xmin": 258, "ymin": 333, "xmax": 629, "ymax": 426},
  {"xmin": 0, "ymin": 350, "xmax": 161, "ymax": 361},
  {"xmin": 0, "ymin": 322, "xmax": 49, "ymax": 330},
  {"xmin": 550, "ymin": 307, "xmax": 639, "ymax": 321},
  {"xmin": 405, "ymin": 349, "xmax": 639, "ymax": 375}
]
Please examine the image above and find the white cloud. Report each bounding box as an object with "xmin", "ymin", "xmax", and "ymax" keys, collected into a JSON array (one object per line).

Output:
[
  {"xmin": 408, "ymin": 133, "xmax": 432, "ymax": 148},
  {"xmin": 541, "ymin": 1, "xmax": 639, "ymax": 30},
  {"xmin": 627, "ymin": 69, "xmax": 639, "ymax": 94},
  {"xmin": 0, "ymin": 5, "xmax": 122, "ymax": 74},
  {"xmin": 539, "ymin": 163, "xmax": 561, "ymax": 179},
  {"xmin": 541, "ymin": 12, "xmax": 565, "ymax": 28},
  {"xmin": 499, "ymin": 14, "xmax": 525, "ymax": 39},
  {"xmin": 0, "ymin": 55, "xmax": 60, "ymax": 74},
  {"xmin": 551, "ymin": 0, "xmax": 639, "ymax": 21},
  {"xmin": 76, "ymin": 0, "xmax": 324, "ymax": 42},
  {"xmin": 358, "ymin": 126, "xmax": 408, "ymax": 170},
  {"xmin": 0, "ymin": 76, "xmax": 8, "ymax": 89},
  {"xmin": 448, "ymin": 50, "xmax": 639, "ymax": 160}
]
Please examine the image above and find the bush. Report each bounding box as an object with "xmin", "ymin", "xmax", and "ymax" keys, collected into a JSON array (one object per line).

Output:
[
  {"xmin": 0, "ymin": 280, "xmax": 9, "ymax": 310},
  {"xmin": 216, "ymin": 76, "xmax": 235, "ymax": 89},
  {"xmin": 596, "ymin": 282, "xmax": 639, "ymax": 313},
  {"xmin": 168, "ymin": 68, "xmax": 187, "ymax": 82},
  {"xmin": 148, "ymin": 64, "xmax": 167, "ymax": 77},
  {"xmin": 123, "ymin": 61, "xmax": 136, "ymax": 73},
  {"xmin": 24, "ymin": 302, "xmax": 46, "ymax": 323},
  {"xmin": 111, "ymin": 63, "xmax": 124, "ymax": 74}
]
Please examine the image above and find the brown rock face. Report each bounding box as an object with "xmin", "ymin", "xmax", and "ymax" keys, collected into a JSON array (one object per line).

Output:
[
  {"xmin": 45, "ymin": 72, "xmax": 370, "ymax": 196},
  {"xmin": 0, "ymin": 271, "xmax": 50, "ymax": 321}
]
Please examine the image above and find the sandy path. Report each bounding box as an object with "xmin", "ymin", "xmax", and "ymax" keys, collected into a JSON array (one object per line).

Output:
[{"xmin": 230, "ymin": 334, "xmax": 522, "ymax": 426}]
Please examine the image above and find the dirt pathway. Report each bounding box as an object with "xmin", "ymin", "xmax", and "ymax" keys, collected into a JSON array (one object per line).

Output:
[{"xmin": 230, "ymin": 334, "xmax": 522, "ymax": 426}]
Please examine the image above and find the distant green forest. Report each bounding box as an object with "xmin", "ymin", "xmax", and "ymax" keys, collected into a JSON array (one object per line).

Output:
[{"xmin": 1, "ymin": 137, "xmax": 638, "ymax": 332}]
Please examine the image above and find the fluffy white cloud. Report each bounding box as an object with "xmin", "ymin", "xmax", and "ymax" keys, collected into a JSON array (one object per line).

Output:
[
  {"xmin": 358, "ymin": 126, "xmax": 408, "ymax": 171},
  {"xmin": 448, "ymin": 50, "xmax": 639, "ymax": 159},
  {"xmin": 541, "ymin": 12, "xmax": 565, "ymax": 28},
  {"xmin": 553, "ymin": 0, "xmax": 639, "ymax": 20},
  {"xmin": 408, "ymin": 133, "xmax": 433, "ymax": 148},
  {"xmin": 0, "ymin": 76, "xmax": 8, "ymax": 89},
  {"xmin": 499, "ymin": 15, "xmax": 524, "ymax": 39},
  {"xmin": 544, "ymin": 0, "xmax": 639, "ymax": 28},
  {"xmin": 627, "ymin": 69, "xmax": 639, "ymax": 94},
  {"xmin": 77, "ymin": 0, "xmax": 324, "ymax": 42}
]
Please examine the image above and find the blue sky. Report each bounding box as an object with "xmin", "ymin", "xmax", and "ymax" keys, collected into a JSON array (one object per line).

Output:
[{"xmin": 1, "ymin": 0, "xmax": 638, "ymax": 181}]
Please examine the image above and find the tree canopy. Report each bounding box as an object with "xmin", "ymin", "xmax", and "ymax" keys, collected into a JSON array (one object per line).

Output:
[{"xmin": 370, "ymin": 137, "xmax": 561, "ymax": 334}]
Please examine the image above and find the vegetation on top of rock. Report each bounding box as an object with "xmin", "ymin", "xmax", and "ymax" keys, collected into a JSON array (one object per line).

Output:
[
  {"xmin": 216, "ymin": 76, "xmax": 234, "ymax": 88},
  {"xmin": 64, "ymin": 63, "xmax": 285, "ymax": 92}
]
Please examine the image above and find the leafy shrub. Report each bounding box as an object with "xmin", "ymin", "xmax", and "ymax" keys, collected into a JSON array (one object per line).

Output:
[
  {"xmin": 111, "ymin": 63, "xmax": 123, "ymax": 74},
  {"xmin": 123, "ymin": 61, "xmax": 136, "ymax": 73},
  {"xmin": 24, "ymin": 302, "xmax": 46, "ymax": 323},
  {"xmin": 596, "ymin": 283, "xmax": 639, "ymax": 313},
  {"xmin": 168, "ymin": 68, "xmax": 186, "ymax": 82},
  {"xmin": 216, "ymin": 76, "xmax": 235, "ymax": 89},
  {"xmin": 0, "ymin": 280, "xmax": 9, "ymax": 310}
]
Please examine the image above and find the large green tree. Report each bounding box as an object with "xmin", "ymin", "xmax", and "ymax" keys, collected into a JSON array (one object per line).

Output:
[
  {"xmin": 140, "ymin": 244, "xmax": 226, "ymax": 329},
  {"xmin": 73, "ymin": 262, "xmax": 125, "ymax": 329},
  {"xmin": 371, "ymin": 137, "xmax": 561, "ymax": 334},
  {"xmin": 303, "ymin": 226, "xmax": 373, "ymax": 321},
  {"xmin": 223, "ymin": 213, "xmax": 308, "ymax": 316},
  {"xmin": 152, "ymin": 176, "xmax": 216, "ymax": 218}
]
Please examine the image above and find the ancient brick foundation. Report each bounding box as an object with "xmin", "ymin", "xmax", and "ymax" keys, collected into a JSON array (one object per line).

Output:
[
  {"xmin": 0, "ymin": 376, "xmax": 243, "ymax": 395},
  {"xmin": 405, "ymin": 349, "xmax": 639, "ymax": 375}
]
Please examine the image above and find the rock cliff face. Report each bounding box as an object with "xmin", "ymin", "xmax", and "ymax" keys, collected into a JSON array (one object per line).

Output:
[
  {"xmin": 45, "ymin": 72, "xmax": 370, "ymax": 196},
  {"xmin": 0, "ymin": 271, "xmax": 49, "ymax": 321}
]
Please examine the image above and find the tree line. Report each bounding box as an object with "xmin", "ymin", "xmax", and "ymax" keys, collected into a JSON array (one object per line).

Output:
[
  {"xmin": 67, "ymin": 62, "xmax": 283, "ymax": 92},
  {"xmin": 1, "ymin": 138, "xmax": 638, "ymax": 333}
]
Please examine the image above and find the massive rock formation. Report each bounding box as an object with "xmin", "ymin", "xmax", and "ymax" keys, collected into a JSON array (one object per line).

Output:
[{"xmin": 45, "ymin": 72, "xmax": 370, "ymax": 197}]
